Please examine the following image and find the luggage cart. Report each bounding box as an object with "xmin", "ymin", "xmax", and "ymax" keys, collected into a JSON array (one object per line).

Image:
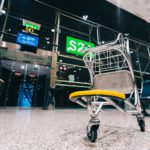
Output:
[{"xmin": 69, "ymin": 34, "xmax": 145, "ymax": 142}]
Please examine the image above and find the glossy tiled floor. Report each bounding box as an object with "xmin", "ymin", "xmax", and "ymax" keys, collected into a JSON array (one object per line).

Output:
[{"xmin": 0, "ymin": 109, "xmax": 150, "ymax": 150}]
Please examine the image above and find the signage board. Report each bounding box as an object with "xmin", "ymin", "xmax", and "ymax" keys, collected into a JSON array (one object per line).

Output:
[
  {"xmin": 66, "ymin": 36, "xmax": 94, "ymax": 56},
  {"xmin": 23, "ymin": 19, "xmax": 41, "ymax": 30},
  {"xmin": 16, "ymin": 32, "xmax": 39, "ymax": 47},
  {"xmin": 24, "ymin": 22, "xmax": 40, "ymax": 30}
]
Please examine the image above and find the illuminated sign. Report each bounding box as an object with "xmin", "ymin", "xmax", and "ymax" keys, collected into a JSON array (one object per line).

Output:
[
  {"xmin": 23, "ymin": 19, "xmax": 41, "ymax": 30},
  {"xmin": 66, "ymin": 36, "xmax": 94, "ymax": 56},
  {"xmin": 24, "ymin": 22, "xmax": 40, "ymax": 30},
  {"xmin": 16, "ymin": 32, "xmax": 39, "ymax": 47},
  {"xmin": 25, "ymin": 26, "xmax": 35, "ymax": 33}
]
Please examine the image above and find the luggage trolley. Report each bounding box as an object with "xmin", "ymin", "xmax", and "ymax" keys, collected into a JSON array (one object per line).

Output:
[{"xmin": 69, "ymin": 34, "xmax": 145, "ymax": 142}]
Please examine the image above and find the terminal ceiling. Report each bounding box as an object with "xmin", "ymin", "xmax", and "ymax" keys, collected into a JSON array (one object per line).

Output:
[{"xmin": 1, "ymin": 0, "xmax": 150, "ymax": 42}]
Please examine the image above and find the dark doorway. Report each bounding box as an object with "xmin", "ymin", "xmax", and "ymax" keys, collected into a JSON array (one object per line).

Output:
[
  {"xmin": 17, "ymin": 83, "xmax": 34, "ymax": 108},
  {"xmin": 55, "ymin": 86, "xmax": 83, "ymax": 108},
  {"xmin": 0, "ymin": 59, "xmax": 50, "ymax": 108}
]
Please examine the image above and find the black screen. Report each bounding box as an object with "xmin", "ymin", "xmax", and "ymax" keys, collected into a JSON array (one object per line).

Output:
[{"xmin": 20, "ymin": 45, "xmax": 37, "ymax": 53}]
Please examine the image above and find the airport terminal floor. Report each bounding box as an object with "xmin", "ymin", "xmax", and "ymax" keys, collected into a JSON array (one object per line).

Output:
[
  {"xmin": 0, "ymin": 109, "xmax": 150, "ymax": 150},
  {"xmin": 0, "ymin": 0, "xmax": 150, "ymax": 149}
]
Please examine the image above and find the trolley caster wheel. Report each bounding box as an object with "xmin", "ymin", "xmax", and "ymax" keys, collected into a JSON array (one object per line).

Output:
[
  {"xmin": 138, "ymin": 119, "xmax": 145, "ymax": 132},
  {"xmin": 137, "ymin": 116, "xmax": 145, "ymax": 132},
  {"xmin": 87, "ymin": 125, "xmax": 99, "ymax": 142}
]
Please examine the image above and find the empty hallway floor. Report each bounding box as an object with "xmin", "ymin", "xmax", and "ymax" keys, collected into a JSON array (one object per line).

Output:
[{"xmin": 0, "ymin": 109, "xmax": 150, "ymax": 150}]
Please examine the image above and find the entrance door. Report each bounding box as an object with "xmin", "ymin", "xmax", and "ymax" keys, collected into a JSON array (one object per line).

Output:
[
  {"xmin": 0, "ymin": 59, "xmax": 50, "ymax": 108},
  {"xmin": 17, "ymin": 83, "xmax": 34, "ymax": 108}
]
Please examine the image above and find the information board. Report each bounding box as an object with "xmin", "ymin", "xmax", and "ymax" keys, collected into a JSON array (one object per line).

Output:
[{"xmin": 16, "ymin": 32, "xmax": 39, "ymax": 47}]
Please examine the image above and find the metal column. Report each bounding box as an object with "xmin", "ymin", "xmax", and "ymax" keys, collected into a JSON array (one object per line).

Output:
[
  {"xmin": 0, "ymin": 0, "xmax": 11, "ymax": 41},
  {"xmin": 0, "ymin": 0, "xmax": 5, "ymax": 13},
  {"xmin": 52, "ymin": 11, "xmax": 60, "ymax": 52},
  {"xmin": 96, "ymin": 26, "xmax": 101, "ymax": 45}
]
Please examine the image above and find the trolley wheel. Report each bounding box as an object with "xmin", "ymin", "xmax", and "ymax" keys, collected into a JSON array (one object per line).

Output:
[
  {"xmin": 87, "ymin": 126, "xmax": 98, "ymax": 142},
  {"xmin": 138, "ymin": 119, "xmax": 145, "ymax": 132}
]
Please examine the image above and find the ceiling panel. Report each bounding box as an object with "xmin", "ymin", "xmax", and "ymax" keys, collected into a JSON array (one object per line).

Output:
[{"xmin": 106, "ymin": 0, "xmax": 150, "ymax": 23}]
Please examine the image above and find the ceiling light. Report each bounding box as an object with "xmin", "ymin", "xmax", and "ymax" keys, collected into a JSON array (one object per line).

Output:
[
  {"xmin": 29, "ymin": 74, "xmax": 36, "ymax": 78},
  {"xmin": 64, "ymin": 67, "xmax": 67, "ymax": 71},
  {"xmin": 51, "ymin": 29, "xmax": 55, "ymax": 32},
  {"xmin": 59, "ymin": 66, "xmax": 63, "ymax": 70},
  {"xmin": 0, "ymin": 10, "xmax": 6, "ymax": 15},
  {"xmin": 47, "ymin": 41, "xmax": 50, "ymax": 44},
  {"xmin": 83, "ymin": 15, "xmax": 88, "ymax": 20},
  {"xmin": 45, "ymin": 37, "xmax": 50, "ymax": 40},
  {"xmin": 2, "ymin": 41, "xmax": 6, "ymax": 47},
  {"xmin": 15, "ymin": 72, "xmax": 21, "ymax": 76},
  {"xmin": 124, "ymin": 33, "xmax": 129, "ymax": 36},
  {"xmin": 34, "ymin": 64, "xmax": 39, "ymax": 68},
  {"xmin": 21, "ymin": 65, "xmax": 25, "ymax": 69}
]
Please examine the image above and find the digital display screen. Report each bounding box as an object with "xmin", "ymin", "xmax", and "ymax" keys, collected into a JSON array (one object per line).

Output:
[{"xmin": 16, "ymin": 32, "xmax": 39, "ymax": 47}]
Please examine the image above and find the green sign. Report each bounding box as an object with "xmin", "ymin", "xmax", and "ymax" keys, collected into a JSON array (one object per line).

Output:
[
  {"xmin": 66, "ymin": 36, "xmax": 94, "ymax": 56},
  {"xmin": 24, "ymin": 22, "xmax": 40, "ymax": 30}
]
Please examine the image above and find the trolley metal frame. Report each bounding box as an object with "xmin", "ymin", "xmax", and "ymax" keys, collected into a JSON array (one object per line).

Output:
[{"xmin": 69, "ymin": 34, "xmax": 145, "ymax": 142}]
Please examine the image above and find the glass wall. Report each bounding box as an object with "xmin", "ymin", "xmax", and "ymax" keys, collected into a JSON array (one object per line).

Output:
[{"xmin": 0, "ymin": 58, "xmax": 50, "ymax": 108}]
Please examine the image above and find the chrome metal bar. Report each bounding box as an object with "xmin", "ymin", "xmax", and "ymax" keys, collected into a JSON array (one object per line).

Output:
[
  {"xmin": 129, "ymin": 38, "xmax": 148, "ymax": 47},
  {"xmin": 133, "ymin": 70, "xmax": 150, "ymax": 75},
  {"xmin": 124, "ymin": 99, "xmax": 136, "ymax": 109},
  {"xmin": 148, "ymin": 45, "xmax": 150, "ymax": 58},
  {"xmin": 103, "ymin": 97, "xmax": 126, "ymax": 114},
  {"xmin": 76, "ymin": 101, "xmax": 87, "ymax": 108},
  {"xmin": 144, "ymin": 61, "xmax": 150, "ymax": 73},
  {"xmin": 94, "ymin": 102, "xmax": 103, "ymax": 116},
  {"xmin": 92, "ymin": 101, "xmax": 110, "ymax": 105},
  {"xmin": 58, "ymin": 54, "xmax": 83, "ymax": 61},
  {"xmin": 94, "ymin": 66, "xmax": 128, "ymax": 73},
  {"xmin": 56, "ymin": 80, "xmax": 91, "ymax": 85},
  {"xmin": 60, "ymin": 25, "xmax": 90, "ymax": 37},
  {"xmin": 93, "ymin": 101, "xmax": 111, "ymax": 116},
  {"xmin": 0, "ymin": 0, "xmax": 5, "ymax": 13},
  {"xmin": 57, "ymin": 62, "xmax": 87, "ymax": 69},
  {"xmin": 60, "ymin": 12, "xmax": 98, "ymax": 27},
  {"xmin": 0, "ymin": 0, "xmax": 9, "ymax": 41},
  {"xmin": 56, "ymin": 83, "xmax": 91, "ymax": 88},
  {"xmin": 55, "ymin": 12, "xmax": 60, "ymax": 52},
  {"xmin": 96, "ymin": 27, "xmax": 101, "ymax": 45},
  {"xmin": 126, "ymin": 110, "xmax": 138, "ymax": 114},
  {"xmin": 135, "ymin": 76, "xmax": 142, "ymax": 79}
]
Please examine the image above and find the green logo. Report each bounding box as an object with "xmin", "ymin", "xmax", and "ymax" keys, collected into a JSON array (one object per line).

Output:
[{"xmin": 66, "ymin": 36, "xmax": 94, "ymax": 56}]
